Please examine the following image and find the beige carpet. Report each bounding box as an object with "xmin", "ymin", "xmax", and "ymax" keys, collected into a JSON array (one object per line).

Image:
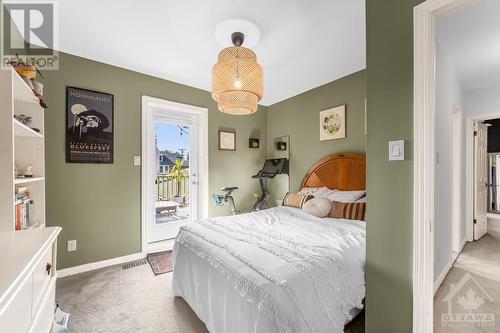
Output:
[
  {"xmin": 434, "ymin": 217, "xmax": 500, "ymax": 332},
  {"xmin": 57, "ymin": 260, "xmax": 364, "ymax": 333},
  {"xmin": 56, "ymin": 263, "xmax": 208, "ymax": 333}
]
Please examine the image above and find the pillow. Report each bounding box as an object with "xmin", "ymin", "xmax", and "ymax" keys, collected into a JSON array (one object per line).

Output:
[
  {"xmin": 329, "ymin": 201, "xmax": 366, "ymax": 221},
  {"xmin": 282, "ymin": 192, "xmax": 313, "ymax": 208},
  {"xmin": 355, "ymin": 196, "xmax": 366, "ymax": 203},
  {"xmin": 298, "ymin": 186, "xmax": 332, "ymax": 196},
  {"xmin": 325, "ymin": 190, "xmax": 366, "ymax": 203},
  {"xmin": 302, "ymin": 197, "xmax": 332, "ymax": 217},
  {"xmin": 298, "ymin": 187, "xmax": 337, "ymax": 199}
]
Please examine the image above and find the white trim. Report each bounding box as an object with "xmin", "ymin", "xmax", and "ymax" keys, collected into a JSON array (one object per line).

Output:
[
  {"xmin": 434, "ymin": 237, "xmax": 467, "ymax": 295},
  {"xmin": 57, "ymin": 252, "xmax": 145, "ymax": 278},
  {"xmin": 147, "ymin": 238, "xmax": 175, "ymax": 253},
  {"xmin": 434, "ymin": 258, "xmax": 453, "ymax": 295},
  {"xmin": 141, "ymin": 96, "xmax": 209, "ymax": 254},
  {"xmin": 413, "ymin": 0, "xmax": 475, "ymax": 332}
]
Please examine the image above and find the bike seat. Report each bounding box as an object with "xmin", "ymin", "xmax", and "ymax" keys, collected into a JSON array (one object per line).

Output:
[{"xmin": 222, "ymin": 186, "xmax": 239, "ymax": 192}]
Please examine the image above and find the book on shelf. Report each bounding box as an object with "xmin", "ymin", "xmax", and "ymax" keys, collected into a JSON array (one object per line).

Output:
[{"xmin": 14, "ymin": 197, "xmax": 35, "ymax": 231}]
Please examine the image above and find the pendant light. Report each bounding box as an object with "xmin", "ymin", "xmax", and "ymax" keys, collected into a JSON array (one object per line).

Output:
[{"xmin": 212, "ymin": 32, "xmax": 263, "ymax": 115}]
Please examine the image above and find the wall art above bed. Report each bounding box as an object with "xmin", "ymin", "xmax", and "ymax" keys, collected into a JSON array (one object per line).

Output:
[{"xmin": 319, "ymin": 104, "xmax": 346, "ymax": 141}]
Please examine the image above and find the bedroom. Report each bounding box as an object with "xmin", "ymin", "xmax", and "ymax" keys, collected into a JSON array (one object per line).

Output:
[{"xmin": 1, "ymin": 0, "xmax": 443, "ymax": 333}]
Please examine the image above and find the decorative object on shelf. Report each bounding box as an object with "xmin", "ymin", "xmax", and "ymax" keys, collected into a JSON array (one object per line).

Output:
[
  {"xmin": 8, "ymin": 58, "xmax": 48, "ymax": 108},
  {"xmin": 276, "ymin": 141, "xmax": 287, "ymax": 151},
  {"xmin": 32, "ymin": 80, "xmax": 47, "ymax": 108},
  {"xmin": 14, "ymin": 113, "xmax": 32, "ymax": 126},
  {"xmin": 212, "ymin": 32, "xmax": 263, "ymax": 115},
  {"xmin": 24, "ymin": 165, "xmax": 33, "ymax": 178},
  {"xmin": 219, "ymin": 130, "xmax": 236, "ymax": 151},
  {"xmin": 249, "ymin": 138, "xmax": 259, "ymax": 148},
  {"xmin": 66, "ymin": 87, "xmax": 114, "ymax": 163},
  {"xmin": 319, "ymin": 104, "xmax": 346, "ymax": 141}
]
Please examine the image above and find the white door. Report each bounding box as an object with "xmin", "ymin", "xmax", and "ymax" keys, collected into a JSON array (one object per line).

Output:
[
  {"xmin": 142, "ymin": 97, "xmax": 208, "ymax": 251},
  {"xmin": 474, "ymin": 122, "xmax": 488, "ymax": 240}
]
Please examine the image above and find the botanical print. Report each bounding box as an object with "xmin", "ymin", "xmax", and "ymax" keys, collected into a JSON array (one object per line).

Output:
[
  {"xmin": 320, "ymin": 105, "xmax": 346, "ymax": 141},
  {"xmin": 219, "ymin": 131, "xmax": 236, "ymax": 150}
]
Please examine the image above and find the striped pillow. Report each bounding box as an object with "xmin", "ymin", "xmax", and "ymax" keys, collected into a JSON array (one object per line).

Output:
[
  {"xmin": 329, "ymin": 201, "xmax": 366, "ymax": 221},
  {"xmin": 282, "ymin": 193, "xmax": 313, "ymax": 209}
]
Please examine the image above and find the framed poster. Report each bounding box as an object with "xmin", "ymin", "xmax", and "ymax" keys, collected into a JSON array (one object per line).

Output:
[
  {"xmin": 66, "ymin": 87, "xmax": 114, "ymax": 163},
  {"xmin": 218, "ymin": 130, "xmax": 236, "ymax": 150},
  {"xmin": 319, "ymin": 104, "xmax": 346, "ymax": 141}
]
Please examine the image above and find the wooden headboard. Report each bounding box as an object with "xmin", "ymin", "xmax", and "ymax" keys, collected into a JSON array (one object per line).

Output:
[{"xmin": 300, "ymin": 153, "xmax": 366, "ymax": 191}]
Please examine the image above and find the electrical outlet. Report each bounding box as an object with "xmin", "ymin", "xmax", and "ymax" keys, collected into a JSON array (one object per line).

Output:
[
  {"xmin": 67, "ymin": 240, "xmax": 77, "ymax": 252},
  {"xmin": 133, "ymin": 156, "xmax": 141, "ymax": 166}
]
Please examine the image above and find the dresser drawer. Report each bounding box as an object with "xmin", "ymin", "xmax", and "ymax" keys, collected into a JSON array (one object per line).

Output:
[
  {"xmin": 29, "ymin": 277, "xmax": 55, "ymax": 333},
  {"xmin": 0, "ymin": 275, "xmax": 32, "ymax": 332},
  {"xmin": 31, "ymin": 245, "xmax": 53, "ymax": 316}
]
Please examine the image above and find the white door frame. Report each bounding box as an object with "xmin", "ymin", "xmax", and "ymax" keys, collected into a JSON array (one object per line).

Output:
[
  {"xmin": 141, "ymin": 96, "xmax": 208, "ymax": 254},
  {"xmin": 413, "ymin": 0, "xmax": 473, "ymax": 331}
]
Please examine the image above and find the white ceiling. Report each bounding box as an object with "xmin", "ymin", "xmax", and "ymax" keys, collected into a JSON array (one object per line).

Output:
[
  {"xmin": 27, "ymin": 0, "xmax": 366, "ymax": 106},
  {"xmin": 437, "ymin": 0, "xmax": 500, "ymax": 91}
]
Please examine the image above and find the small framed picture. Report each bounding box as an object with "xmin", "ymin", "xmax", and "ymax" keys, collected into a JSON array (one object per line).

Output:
[
  {"xmin": 249, "ymin": 138, "xmax": 260, "ymax": 148},
  {"xmin": 219, "ymin": 131, "xmax": 236, "ymax": 150},
  {"xmin": 320, "ymin": 104, "xmax": 346, "ymax": 141}
]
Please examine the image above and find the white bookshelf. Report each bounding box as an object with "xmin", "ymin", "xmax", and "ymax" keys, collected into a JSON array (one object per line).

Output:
[{"xmin": 0, "ymin": 67, "xmax": 45, "ymax": 231}]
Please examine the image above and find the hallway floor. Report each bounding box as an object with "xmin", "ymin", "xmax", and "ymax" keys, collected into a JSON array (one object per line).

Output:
[{"xmin": 434, "ymin": 217, "xmax": 500, "ymax": 332}]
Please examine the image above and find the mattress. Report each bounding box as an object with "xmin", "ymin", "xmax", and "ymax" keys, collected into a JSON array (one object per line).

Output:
[{"xmin": 172, "ymin": 206, "xmax": 365, "ymax": 333}]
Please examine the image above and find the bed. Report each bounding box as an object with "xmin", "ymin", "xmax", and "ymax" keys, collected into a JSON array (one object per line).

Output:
[{"xmin": 172, "ymin": 153, "xmax": 366, "ymax": 333}]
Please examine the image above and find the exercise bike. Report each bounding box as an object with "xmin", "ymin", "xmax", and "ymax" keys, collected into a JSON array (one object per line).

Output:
[
  {"xmin": 251, "ymin": 158, "xmax": 288, "ymax": 212},
  {"xmin": 212, "ymin": 187, "xmax": 239, "ymax": 215}
]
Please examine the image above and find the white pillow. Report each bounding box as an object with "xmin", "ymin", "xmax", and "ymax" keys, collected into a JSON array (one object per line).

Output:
[
  {"xmin": 326, "ymin": 190, "xmax": 366, "ymax": 203},
  {"xmin": 302, "ymin": 197, "xmax": 331, "ymax": 218},
  {"xmin": 298, "ymin": 186, "xmax": 336, "ymax": 198}
]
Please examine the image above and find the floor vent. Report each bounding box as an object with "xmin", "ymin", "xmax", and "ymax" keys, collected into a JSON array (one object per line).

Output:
[{"xmin": 122, "ymin": 259, "xmax": 147, "ymax": 270}]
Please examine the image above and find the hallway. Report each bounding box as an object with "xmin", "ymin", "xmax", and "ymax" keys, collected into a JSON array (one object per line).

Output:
[{"xmin": 434, "ymin": 217, "xmax": 500, "ymax": 332}]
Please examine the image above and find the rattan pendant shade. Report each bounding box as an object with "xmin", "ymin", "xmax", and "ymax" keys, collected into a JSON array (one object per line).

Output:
[{"xmin": 212, "ymin": 33, "xmax": 263, "ymax": 115}]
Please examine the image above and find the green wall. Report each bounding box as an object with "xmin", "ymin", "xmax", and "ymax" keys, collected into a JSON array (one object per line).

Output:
[
  {"xmin": 267, "ymin": 70, "xmax": 366, "ymax": 195},
  {"xmin": 365, "ymin": 1, "xmax": 423, "ymax": 332},
  {"xmin": 43, "ymin": 52, "xmax": 267, "ymax": 269}
]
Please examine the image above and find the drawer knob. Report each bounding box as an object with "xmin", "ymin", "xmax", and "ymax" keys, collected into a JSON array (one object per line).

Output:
[{"xmin": 46, "ymin": 263, "xmax": 52, "ymax": 275}]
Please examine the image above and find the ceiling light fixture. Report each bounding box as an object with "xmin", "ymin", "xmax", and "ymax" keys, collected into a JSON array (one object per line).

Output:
[{"xmin": 212, "ymin": 32, "xmax": 263, "ymax": 115}]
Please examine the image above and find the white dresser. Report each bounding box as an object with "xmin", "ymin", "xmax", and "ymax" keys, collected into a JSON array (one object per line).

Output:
[{"xmin": 0, "ymin": 227, "xmax": 61, "ymax": 333}]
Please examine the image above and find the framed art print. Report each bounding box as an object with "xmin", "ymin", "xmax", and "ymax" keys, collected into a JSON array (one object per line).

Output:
[
  {"xmin": 66, "ymin": 87, "xmax": 114, "ymax": 163},
  {"xmin": 320, "ymin": 105, "xmax": 346, "ymax": 141},
  {"xmin": 219, "ymin": 130, "xmax": 236, "ymax": 150}
]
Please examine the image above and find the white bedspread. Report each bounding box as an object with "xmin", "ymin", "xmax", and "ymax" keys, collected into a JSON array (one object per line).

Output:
[{"xmin": 172, "ymin": 206, "xmax": 365, "ymax": 333}]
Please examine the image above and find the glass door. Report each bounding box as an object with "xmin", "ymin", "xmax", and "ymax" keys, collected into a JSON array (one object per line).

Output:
[{"xmin": 148, "ymin": 118, "xmax": 199, "ymax": 243}]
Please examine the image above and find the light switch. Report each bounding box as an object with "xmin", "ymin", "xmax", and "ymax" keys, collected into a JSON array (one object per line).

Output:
[
  {"xmin": 389, "ymin": 140, "xmax": 405, "ymax": 161},
  {"xmin": 133, "ymin": 156, "xmax": 141, "ymax": 166}
]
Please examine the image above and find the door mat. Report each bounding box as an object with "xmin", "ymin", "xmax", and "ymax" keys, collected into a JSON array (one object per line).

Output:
[{"xmin": 147, "ymin": 250, "xmax": 173, "ymax": 275}]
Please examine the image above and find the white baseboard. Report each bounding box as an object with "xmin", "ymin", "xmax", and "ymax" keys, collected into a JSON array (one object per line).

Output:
[
  {"xmin": 459, "ymin": 237, "xmax": 467, "ymax": 252},
  {"xmin": 434, "ymin": 258, "xmax": 454, "ymax": 295},
  {"xmin": 434, "ymin": 238, "xmax": 467, "ymax": 295},
  {"xmin": 57, "ymin": 252, "xmax": 145, "ymax": 278}
]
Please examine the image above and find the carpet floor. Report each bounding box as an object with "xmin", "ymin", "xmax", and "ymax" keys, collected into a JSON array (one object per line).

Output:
[
  {"xmin": 57, "ymin": 260, "xmax": 364, "ymax": 333},
  {"xmin": 434, "ymin": 217, "xmax": 500, "ymax": 332}
]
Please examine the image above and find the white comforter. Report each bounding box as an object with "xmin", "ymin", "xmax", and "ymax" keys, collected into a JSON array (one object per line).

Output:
[{"xmin": 172, "ymin": 206, "xmax": 365, "ymax": 333}]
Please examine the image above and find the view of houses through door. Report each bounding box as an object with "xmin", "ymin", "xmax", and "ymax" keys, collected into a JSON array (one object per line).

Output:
[
  {"xmin": 141, "ymin": 96, "xmax": 208, "ymax": 253},
  {"xmin": 151, "ymin": 121, "xmax": 197, "ymax": 243}
]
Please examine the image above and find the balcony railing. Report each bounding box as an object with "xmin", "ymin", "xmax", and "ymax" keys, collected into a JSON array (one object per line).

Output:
[{"xmin": 156, "ymin": 175, "xmax": 189, "ymax": 202}]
